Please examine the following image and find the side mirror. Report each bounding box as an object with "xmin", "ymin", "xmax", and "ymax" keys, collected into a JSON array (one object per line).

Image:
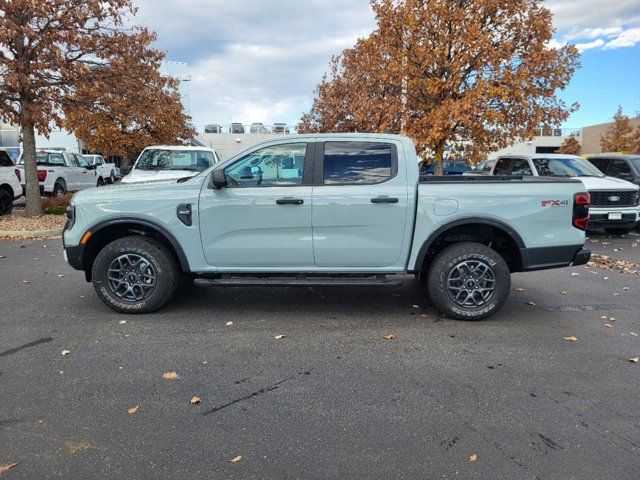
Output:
[
  {"xmin": 120, "ymin": 166, "xmax": 132, "ymax": 176},
  {"xmin": 211, "ymin": 168, "xmax": 227, "ymax": 189}
]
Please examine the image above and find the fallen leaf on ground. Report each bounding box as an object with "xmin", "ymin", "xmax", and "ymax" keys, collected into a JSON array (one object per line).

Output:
[
  {"xmin": 0, "ymin": 463, "xmax": 18, "ymax": 474},
  {"xmin": 274, "ymin": 335, "xmax": 285, "ymax": 340},
  {"xmin": 623, "ymin": 286, "xmax": 630, "ymax": 290},
  {"xmin": 226, "ymin": 321, "xmax": 233, "ymax": 326},
  {"xmin": 600, "ymin": 315, "xmax": 608, "ymax": 320},
  {"xmin": 229, "ymin": 455, "xmax": 242, "ymax": 463},
  {"xmin": 613, "ymin": 292, "xmax": 620, "ymax": 297},
  {"xmin": 630, "ymin": 332, "xmax": 638, "ymax": 337},
  {"xmin": 412, "ymin": 305, "xmax": 420, "ymax": 308},
  {"xmin": 469, "ymin": 454, "xmax": 477, "ymax": 462},
  {"xmin": 190, "ymin": 396, "xmax": 201, "ymax": 404},
  {"xmin": 629, "ymin": 357, "xmax": 639, "ymax": 363},
  {"xmin": 118, "ymin": 320, "xmax": 127, "ymax": 325},
  {"xmin": 514, "ymin": 287, "xmax": 525, "ymax": 292},
  {"xmin": 61, "ymin": 350, "xmax": 70, "ymax": 356},
  {"xmin": 589, "ymin": 271, "xmax": 598, "ymax": 275},
  {"xmin": 21, "ymin": 279, "xmax": 30, "ymax": 283},
  {"xmin": 604, "ymin": 324, "xmax": 613, "ymax": 328},
  {"xmin": 527, "ymin": 301, "xmax": 536, "ymax": 306},
  {"xmin": 162, "ymin": 371, "xmax": 179, "ymax": 379},
  {"xmin": 202, "ymin": 360, "xmax": 208, "ymax": 365},
  {"xmin": 570, "ymin": 272, "xmax": 580, "ymax": 277},
  {"xmin": 563, "ymin": 336, "xmax": 578, "ymax": 342},
  {"xmin": 383, "ymin": 334, "xmax": 395, "ymax": 340},
  {"xmin": 128, "ymin": 405, "xmax": 139, "ymax": 414},
  {"xmin": 560, "ymin": 291, "xmax": 568, "ymax": 295},
  {"xmin": 67, "ymin": 441, "xmax": 91, "ymax": 454},
  {"xmin": 419, "ymin": 313, "xmax": 428, "ymax": 318},
  {"xmin": 57, "ymin": 274, "xmax": 64, "ymax": 278},
  {"xmin": 0, "ymin": 255, "xmax": 6, "ymax": 259}
]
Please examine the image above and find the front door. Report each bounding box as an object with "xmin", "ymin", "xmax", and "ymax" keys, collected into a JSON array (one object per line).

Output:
[
  {"xmin": 199, "ymin": 141, "xmax": 315, "ymax": 269},
  {"xmin": 311, "ymin": 140, "xmax": 409, "ymax": 268}
]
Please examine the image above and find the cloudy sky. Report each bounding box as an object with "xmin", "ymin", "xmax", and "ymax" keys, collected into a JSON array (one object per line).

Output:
[{"xmin": 135, "ymin": 0, "xmax": 640, "ymax": 130}]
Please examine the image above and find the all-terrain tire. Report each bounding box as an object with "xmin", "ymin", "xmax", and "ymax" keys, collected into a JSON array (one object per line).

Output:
[
  {"xmin": 426, "ymin": 242, "xmax": 511, "ymax": 321},
  {"xmin": 92, "ymin": 235, "xmax": 179, "ymax": 314}
]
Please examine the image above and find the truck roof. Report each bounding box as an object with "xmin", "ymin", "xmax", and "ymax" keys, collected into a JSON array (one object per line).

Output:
[
  {"xmin": 143, "ymin": 145, "xmax": 217, "ymax": 152},
  {"xmin": 495, "ymin": 153, "xmax": 583, "ymax": 160}
]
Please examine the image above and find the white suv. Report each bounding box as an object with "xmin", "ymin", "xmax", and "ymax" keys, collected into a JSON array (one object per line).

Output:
[
  {"xmin": 0, "ymin": 150, "xmax": 22, "ymax": 215},
  {"xmin": 489, "ymin": 154, "xmax": 640, "ymax": 234}
]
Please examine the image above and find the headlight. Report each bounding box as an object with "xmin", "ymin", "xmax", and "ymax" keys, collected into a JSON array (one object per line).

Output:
[{"xmin": 65, "ymin": 204, "xmax": 75, "ymax": 230}]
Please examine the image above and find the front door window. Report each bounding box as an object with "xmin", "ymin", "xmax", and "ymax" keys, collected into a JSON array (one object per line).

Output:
[{"xmin": 224, "ymin": 143, "xmax": 307, "ymax": 187}]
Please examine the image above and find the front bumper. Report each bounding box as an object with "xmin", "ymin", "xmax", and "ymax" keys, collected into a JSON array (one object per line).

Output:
[
  {"xmin": 520, "ymin": 245, "xmax": 591, "ymax": 272},
  {"xmin": 588, "ymin": 206, "xmax": 639, "ymax": 229}
]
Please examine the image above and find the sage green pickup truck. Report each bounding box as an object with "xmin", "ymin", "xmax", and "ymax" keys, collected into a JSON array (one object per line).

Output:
[{"xmin": 63, "ymin": 134, "xmax": 591, "ymax": 320}]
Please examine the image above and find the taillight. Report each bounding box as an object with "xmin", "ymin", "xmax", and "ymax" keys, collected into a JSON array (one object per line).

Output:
[
  {"xmin": 573, "ymin": 192, "xmax": 590, "ymax": 231},
  {"xmin": 37, "ymin": 170, "xmax": 47, "ymax": 182},
  {"xmin": 14, "ymin": 169, "xmax": 21, "ymax": 182}
]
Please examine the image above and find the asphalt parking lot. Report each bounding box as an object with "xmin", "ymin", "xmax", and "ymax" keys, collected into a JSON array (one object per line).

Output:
[{"xmin": 1, "ymin": 231, "xmax": 639, "ymax": 479}]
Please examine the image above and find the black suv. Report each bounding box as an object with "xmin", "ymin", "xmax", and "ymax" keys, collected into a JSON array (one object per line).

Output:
[{"xmin": 586, "ymin": 154, "xmax": 640, "ymax": 186}]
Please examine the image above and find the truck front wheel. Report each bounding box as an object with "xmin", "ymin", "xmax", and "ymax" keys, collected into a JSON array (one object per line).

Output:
[
  {"xmin": 92, "ymin": 236, "xmax": 178, "ymax": 314},
  {"xmin": 426, "ymin": 242, "xmax": 511, "ymax": 321}
]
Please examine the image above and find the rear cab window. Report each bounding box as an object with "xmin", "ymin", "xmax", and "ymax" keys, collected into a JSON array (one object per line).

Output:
[
  {"xmin": 0, "ymin": 151, "xmax": 13, "ymax": 166},
  {"xmin": 322, "ymin": 141, "xmax": 396, "ymax": 185},
  {"xmin": 35, "ymin": 152, "xmax": 66, "ymax": 166}
]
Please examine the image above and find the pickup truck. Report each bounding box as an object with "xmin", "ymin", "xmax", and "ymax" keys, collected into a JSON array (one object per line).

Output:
[
  {"xmin": 120, "ymin": 146, "xmax": 219, "ymax": 184},
  {"xmin": 84, "ymin": 154, "xmax": 119, "ymax": 184},
  {"xmin": 0, "ymin": 150, "xmax": 21, "ymax": 215},
  {"xmin": 488, "ymin": 154, "xmax": 640, "ymax": 235},
  {"xmin": 17, "ymin": 150, "xmax": 102, "ymax": 196},
  {"xmin": 63, "ymin": 134, "xmax": 591, "ymax": 320}
]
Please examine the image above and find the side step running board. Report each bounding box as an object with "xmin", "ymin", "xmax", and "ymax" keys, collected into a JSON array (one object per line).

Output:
[{"xmin": 194, "ymin": 274, "xmax": 403, "ymax": 288}]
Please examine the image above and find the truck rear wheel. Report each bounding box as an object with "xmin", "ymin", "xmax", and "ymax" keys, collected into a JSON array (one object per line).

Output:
[
  {"xmin": 426, "ymin": 242, "xmax": 510, "ymax": 321},
  {"xmin": 92, "ymin": 235, "xmax": 178, "ymax": 314}
]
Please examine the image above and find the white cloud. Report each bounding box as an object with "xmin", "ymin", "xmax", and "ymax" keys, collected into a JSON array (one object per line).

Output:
[
  {"xmin": 575, "ymin": 38, "xmax": 605, "ymax": 51},
  {"xmin": 604, "ymin": 27, "xmax": 640, "ymax": 48}
]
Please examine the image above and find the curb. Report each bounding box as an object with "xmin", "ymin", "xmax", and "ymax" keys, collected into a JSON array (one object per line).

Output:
[{"xmin": 0, "ymin": 227, "xmax": 64, "ymax": 239}]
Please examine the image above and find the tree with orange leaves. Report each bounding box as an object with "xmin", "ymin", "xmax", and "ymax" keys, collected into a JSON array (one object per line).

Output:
[
  {"xmin": 557, "ymin": 136, "xmax": 581, "ymax": 155},
  {"xmin": 63, "ymin": 52, "xmax": 195, "ymax": 163},
  {"xmin": 599, "ymin": 106, "xmax": 635, "ymax": 153},
  {"xmin": 299, "ymin": 0, "xmax": 580, "ymax": 174},
  {"xmin": 0, "ymin": 0, "xmax": 191, "ymax": 216}
]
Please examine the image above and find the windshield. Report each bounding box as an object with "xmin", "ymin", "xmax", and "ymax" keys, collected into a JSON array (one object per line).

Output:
[
  {"xmin": 631, "ymin": 158, "xmax": 640, "ymax": 171},
  {"xmin": 444, "ymin": 162, "xmax": 471, "ymax": 172},
  {"xmin": 135, "ymin": 149, "xmax": 214, "ymax": 171},
  {"xmin": 532, "ymin": 157, "xmax": 604, "ymax": 177}
]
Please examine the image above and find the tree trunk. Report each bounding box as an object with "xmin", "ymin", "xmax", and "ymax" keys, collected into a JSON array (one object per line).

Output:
[
  {"xmin": 21, "ymin": 121, "xmax": 43, "ymax": 217},
  {"xmin": 434, "ymin": 143, "xmax": 445, "ymax": 176}
]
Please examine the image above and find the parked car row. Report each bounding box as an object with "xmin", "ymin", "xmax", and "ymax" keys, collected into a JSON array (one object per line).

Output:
[{"xmin": 467, "ymin": 153, "xmax": 640, "ymax": 235}]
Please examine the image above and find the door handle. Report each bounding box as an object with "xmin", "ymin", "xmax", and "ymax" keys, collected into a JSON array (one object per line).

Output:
[
  {"xmin": 371, "ymin": 196, "xmax": 399, "ymax": 204},
  {"xmin": 276, "ymin": 198, "xmax": 304, "ymax": 205}
]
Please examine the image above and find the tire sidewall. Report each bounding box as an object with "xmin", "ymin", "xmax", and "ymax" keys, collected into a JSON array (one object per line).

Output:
[
  {"xmin": 0, "ymin": 189, "xmax": 12, "ymax": 215},
  {"xmin": 92, "ymin": 239, "xmax": 173, "ymax": 313},
  {"xmin": 53, "ymin": 180, "xmax": 66, "ymax": 197},
  {"xmin": 428, "ymin": 244, "xmax": 510, "ymax": 320}
]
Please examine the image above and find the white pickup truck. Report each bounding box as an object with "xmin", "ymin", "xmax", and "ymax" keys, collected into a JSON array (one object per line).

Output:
[
  {"xmin": 485, "ymin": 154, "xmax": 640, "ymax": 234},
  {"xmin": 120, "ymin": 146, "xmax": 219, "ymax": 184},
  {"xmin": 84, "ymin": 155, "xmax": 119, "ymax": 184},
  {"xmin": 0, "ymin": 149, "xmax": 22, "ymax": 215},
  {"xmin": 17, "ymin": 150, "xmax": 103, "ymax": 196}
]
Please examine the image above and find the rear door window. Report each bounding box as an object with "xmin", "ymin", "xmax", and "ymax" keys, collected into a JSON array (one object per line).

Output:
[
  {"xmin": 493, "ymin": 158, "xmax": 511, "ymax": 175},
  {"xmin": 322, "ymin": 142, "xmax": 395, "ymax": 185},
  {"xmin": 511, "ymin": 158, "xmax": 533, "ymax": 175}
]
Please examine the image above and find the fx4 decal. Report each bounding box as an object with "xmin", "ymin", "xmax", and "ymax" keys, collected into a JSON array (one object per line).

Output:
[{"xmin": 541, "ymin": 200, "xmax": 569, "ymax": 207}]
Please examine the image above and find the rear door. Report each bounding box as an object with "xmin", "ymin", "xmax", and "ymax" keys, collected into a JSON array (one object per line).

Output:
[{"xmin": 311, "ymin": 140, "xmax": 409, "ymax": 268}]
